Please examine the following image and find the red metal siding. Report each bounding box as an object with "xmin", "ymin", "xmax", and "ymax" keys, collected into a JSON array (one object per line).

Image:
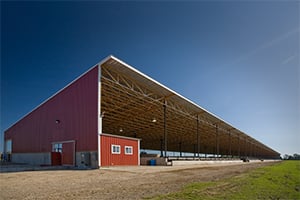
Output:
[
  {"xmin": 4, "ymin": 66, "xmax": 99, "ymax": 153},
  {"xmin": 62, "ymin": 142, "xmax": 74, "ymax": 165},
  {"xmin": 100, "ymin": 134, "xmax": 139, "ymax": 166}
]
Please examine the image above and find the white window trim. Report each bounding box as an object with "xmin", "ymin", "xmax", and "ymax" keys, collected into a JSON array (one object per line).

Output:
[
  {"xmin": 111, "ymin": 144, "xmax": 121, "ymax": 154},
  {"xmin": 125, "ymin": 146, "xmax": 133, "ymax": 155}
]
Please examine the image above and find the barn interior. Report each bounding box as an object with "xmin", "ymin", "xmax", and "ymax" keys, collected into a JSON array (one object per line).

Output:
[{"xmin": 100, "ymin": 56, "xmax": 280, "ymax": 160}]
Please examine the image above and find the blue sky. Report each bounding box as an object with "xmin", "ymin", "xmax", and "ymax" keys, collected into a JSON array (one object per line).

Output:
[{"xmin": 1, "ymin": 1, "xmax": 299, "ymax": 156}]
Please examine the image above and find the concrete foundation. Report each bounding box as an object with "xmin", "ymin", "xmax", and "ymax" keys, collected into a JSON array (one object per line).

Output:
[
  {"xmin": 75, "ymin": 151, "xmax": 98, "ymax": 168},
  {"xmin": 172, "ymin": 160, "xmax": 242, "ymax": 166},
  {"xmin": 140, "ymin": 157, "xmax": 170, "ymax": 166},
  {"xmin": 11, "ymin": 153, "xmax": 51, "ymax": 165},
  {"xmin": 11, "ymin": 151, "xmax": 98, "ymax": 168},
  {"xmin": 172, "ymin": 159, "xmax": 280, "ymax": 166}
]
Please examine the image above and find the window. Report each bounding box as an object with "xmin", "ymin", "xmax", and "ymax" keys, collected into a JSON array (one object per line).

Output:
[
  {"xmin": 52, "ymin": 143, "xmax": 62, "ymax": 153},
  {"xmin": 5, "ymin": 140, "xmax": 12, "ymax": 153},
  {"xmin": 125, "ymin": 146, "xmax": 133, "ymax": 155},
  {"xmin": 111, "ymin": 145, "xmax": 121, "ymax": 154}
]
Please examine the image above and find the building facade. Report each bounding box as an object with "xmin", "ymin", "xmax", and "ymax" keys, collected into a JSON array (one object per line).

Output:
[
  {"xmin": 4, "ymin": 55, "xmax": 280, "ymax": 167},
  {"xmin": 4, "ymin": 62, "xmax": 140, "ymax": 167}
]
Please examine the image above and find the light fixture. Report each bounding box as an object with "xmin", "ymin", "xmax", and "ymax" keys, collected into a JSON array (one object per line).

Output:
[
  {"xmin": 55, "ymin": 120, "xmax": 60, "ymax": 124},
  {"xmin": 152, "ymin": 118, "xmax": 157, "ymax": 123},
  {"xmin": 119, "ymin": 128, "xmax": 123, "ymax": 132}
]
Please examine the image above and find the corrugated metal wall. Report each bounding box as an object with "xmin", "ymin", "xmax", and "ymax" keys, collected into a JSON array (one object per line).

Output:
[
  {"xmin": 101, "ymin": 134, "xmax": 139, "ymax": 166},
  {"xmin": 4, "ymin": 66, "xmax": 99, "ymax": 153},
  {"xmin": 62, "ymin": 142, "xmax": 74, "ymax": 165}
]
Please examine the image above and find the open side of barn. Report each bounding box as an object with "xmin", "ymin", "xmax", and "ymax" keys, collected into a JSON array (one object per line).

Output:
[{"xmin": 98, "ymin": 56, "xmax": 280, "ymax": 161}]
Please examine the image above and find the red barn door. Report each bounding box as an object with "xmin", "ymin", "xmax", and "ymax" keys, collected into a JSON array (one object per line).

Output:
[{"xmin": 62, "ymin": 142, "xmax": 75, "ymax": 166}]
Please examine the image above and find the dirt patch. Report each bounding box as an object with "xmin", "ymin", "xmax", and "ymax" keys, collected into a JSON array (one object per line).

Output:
[{"xmin": 0, "ymin": 161, "xmax": 279, "ymax": 199}]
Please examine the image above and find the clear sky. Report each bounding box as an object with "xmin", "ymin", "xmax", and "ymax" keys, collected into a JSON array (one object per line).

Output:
[{"xmin": 1, "ymin": 1, "xmax": 299, "ymax": 156}]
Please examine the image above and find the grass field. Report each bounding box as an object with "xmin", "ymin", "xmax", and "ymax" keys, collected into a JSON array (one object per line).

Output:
[{"xmin": 149, "ymin": 161, "xmax": 300, "ymax": 200}]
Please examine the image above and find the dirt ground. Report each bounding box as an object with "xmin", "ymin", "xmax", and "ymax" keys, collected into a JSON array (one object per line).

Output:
[{"xmin": 0, "ymin": 161, "xmax": 279, "ymax": 199}]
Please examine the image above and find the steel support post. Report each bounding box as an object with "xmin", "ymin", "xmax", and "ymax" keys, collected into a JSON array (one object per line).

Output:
[
  {"xmin": 179, "ymin": 142, "xmax": 182, "ymax": 157},
  {"xmin": 163, "ymin": 101, "xmax": 167, "ymax": 157},
  {"xmin": 228, "ymin": 130, "xmax": 231, "ymax": 157},
  {"xmin": 215, "ymin": 125, "xmax": 219, "ymax": 158},
  {"xmin": 250, "ymin": 143, "xmax": 252, "ymax": 158},
  {"xmin": 238, "ymin": 136, "xmax": 240, "ymax": 157},
  {"xmin": 245, "ymin": 138, "xmax": 247, "ymax": 157},
  {"xmin": 160, "ymin": 138, "xmax": 163, "ymax": 157},
  {"xmin": 197, "ymin": 115, "xmax": 200, "ymax": 158}
]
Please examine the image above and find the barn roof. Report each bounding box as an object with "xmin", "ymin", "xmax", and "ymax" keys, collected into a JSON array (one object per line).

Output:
[{"xmin": 99, "ymin": 55, "xmax": 280, "ymax": 158}]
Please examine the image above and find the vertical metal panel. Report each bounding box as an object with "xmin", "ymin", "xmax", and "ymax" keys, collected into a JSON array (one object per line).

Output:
[
  {"xmin": 62, "ymin": 142, "xmax": 74, "ymax": 165},
  {"xmin": 4, "ymin": 66, "xmax": 99, "ymax": 153},
  {"xmin": 100, "ymin": 134, "xmax": 139, "ymax": 166}
]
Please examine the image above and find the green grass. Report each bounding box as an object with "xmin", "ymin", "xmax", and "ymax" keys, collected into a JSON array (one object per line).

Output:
[{"xmin": 148, "ymin": 161, "xmax": 300, "ymax": 200}]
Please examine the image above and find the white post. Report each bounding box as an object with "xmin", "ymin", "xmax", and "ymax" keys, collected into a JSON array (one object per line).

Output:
[
  {"xmin": 98, "ymin": 64, "xmax": 102, "ymax": 167},
  {"xmin": 138, "ymin": 139, "xmax": 140, "ymax": 166}
]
